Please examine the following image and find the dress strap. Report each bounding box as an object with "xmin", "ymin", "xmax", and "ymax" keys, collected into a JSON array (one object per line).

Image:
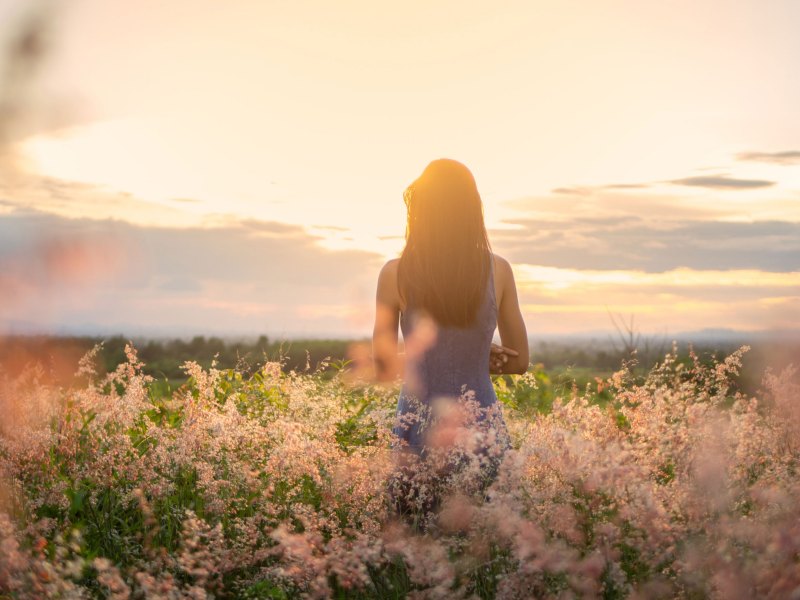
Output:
[{"xmin": 487, "ymin": 253, "xmax": 497, "ymax": 313}]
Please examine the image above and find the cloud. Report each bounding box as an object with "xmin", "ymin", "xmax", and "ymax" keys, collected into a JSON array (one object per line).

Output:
[
  {"xmin": 736, "ymin": 151, "xmax": 800, "ymax": 165},
  {"xmin": 510, "ymin": 266, "xmax": 800, "ymax": 335},
  {"xmin": 491, "ymin": 218, "xmax": 800, "ymax": 273},
  {"xmin": 602, "ymin": 183, "xmax": 649, "ymax": 190},
  {"xmin": 503, "ymin": 167, "xmax": 797, "ymax": 275},
  {"xmin": 519, "ymin": 290, "xmax": 800, "ymax": 337},
  {"xmin": 552, "ymin": 186, "xmax": 588, "ymax": 195},
  {"xmin": 505, "ymin": 191, "xmax": 729, "ymax": 222},
  {"xmin": 311, "ymin": 224, "xmax": 348, "ymax": 232},
  {"xmin": 544, "ymin": 169, "xmax": 778, "ymax": 201},
  {"xmin": 668, "ymin": 175, "xmax": 774, "ymax": 189},
  {"xmin": 0, "ymin": 170, "xmax": 203, "ymax": 227},
  {"xmin": 0, "ymin": 208, "xmax": 383, "ymax": 336},
  {"xmin": 157, "ymin": 276, "xmax": 203, "ymax": 293},
  {"xmin": 549, "ymin": 183, "xmax": 649, "ymax": 195}
]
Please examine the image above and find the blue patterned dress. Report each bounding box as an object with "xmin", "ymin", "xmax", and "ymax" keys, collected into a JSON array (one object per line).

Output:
[{"xmin": 391, "ymin": 256, "xmax": 509, "ymax": 456}]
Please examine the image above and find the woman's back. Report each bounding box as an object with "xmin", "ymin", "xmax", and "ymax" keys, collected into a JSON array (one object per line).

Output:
[
  {"xmin": 400, "ymin": 255, "xmax": 497, "ymax": 403},
  {"xmin": 393, "ymin": 255, "xmax": 499, "ymax": 451}
]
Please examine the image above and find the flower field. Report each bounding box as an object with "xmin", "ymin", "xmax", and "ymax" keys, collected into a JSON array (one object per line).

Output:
[{"xmin": 0, "ymin": 345, "xmax": 798, "ymax": 599}]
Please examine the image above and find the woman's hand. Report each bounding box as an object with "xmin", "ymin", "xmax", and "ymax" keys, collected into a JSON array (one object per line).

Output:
[{"xmin": 490, "ymin": 343, "xmax": 519, "ymax": 374}]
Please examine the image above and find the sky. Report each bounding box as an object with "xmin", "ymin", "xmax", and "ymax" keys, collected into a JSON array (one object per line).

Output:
[{"xmin": 0, "ymin": 0, "xmax": 798, "ymax": 338}]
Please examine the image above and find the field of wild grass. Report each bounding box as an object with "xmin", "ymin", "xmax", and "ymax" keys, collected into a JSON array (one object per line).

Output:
[{"xmin": 1, "ymin": 345, "xmax": 798, "ymax": 599}]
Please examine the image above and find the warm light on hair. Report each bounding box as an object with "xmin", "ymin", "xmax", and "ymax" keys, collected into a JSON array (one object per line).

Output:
[{"xmin": 398, "ymin": 159, "xmax": 491, "ymax": 328}]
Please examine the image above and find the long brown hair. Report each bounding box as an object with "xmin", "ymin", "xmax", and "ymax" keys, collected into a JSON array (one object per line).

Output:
[{"xmin": 398, "ymin": 159, "xmax": 492, "ymax": 328}]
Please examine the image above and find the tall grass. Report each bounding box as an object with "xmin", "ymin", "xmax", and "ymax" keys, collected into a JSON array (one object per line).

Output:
[{"xmin": 0, "ymin": 345, "xmax": 798, "ymax": 598}]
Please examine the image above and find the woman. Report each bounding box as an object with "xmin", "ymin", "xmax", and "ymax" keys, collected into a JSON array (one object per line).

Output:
[{"xmin": 373, "ymin": 159, "xmax": 528, "ymax": 513}]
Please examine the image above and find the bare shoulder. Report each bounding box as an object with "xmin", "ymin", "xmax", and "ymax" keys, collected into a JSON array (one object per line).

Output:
[
  {"xmin": 381, "ymin": 257, "xmax": 400, "ymax": 272},
  {"xmin": 492, "ymin": 253, "xmax": 514, "ymax": 281},
  {"xmin": 378, "ymin": 258, "xmax": 400, "ymax": 283},
  {"xmin": 376, "ymin": 259, "xmax": 401, "ymax": 307}
]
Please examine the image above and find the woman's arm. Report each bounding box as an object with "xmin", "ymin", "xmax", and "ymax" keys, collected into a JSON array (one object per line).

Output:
[
  {"xmin": 373, "ymin": 260, "xmax": 402, "ymax": 381},
  {"xmin": 494, "ymin": 255, "xmax": 529, "ymax": 374}
]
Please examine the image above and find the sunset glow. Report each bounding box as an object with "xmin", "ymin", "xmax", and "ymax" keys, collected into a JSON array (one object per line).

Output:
[{"xmin": 1, "ymin": 0, "xmax": 798, "ymax": 337}]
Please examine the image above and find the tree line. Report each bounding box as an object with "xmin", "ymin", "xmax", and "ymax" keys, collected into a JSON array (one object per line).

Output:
[
  {"xmin": 0, "ymin": 335, "xmax": 355, "ymax": 383},
  {"xmin": 1, "ymin": 334, "xmax": 792, "ymax": 394}
]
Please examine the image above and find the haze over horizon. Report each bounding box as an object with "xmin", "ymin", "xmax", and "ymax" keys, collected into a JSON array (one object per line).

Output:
[{"xmin": 1, "ymin": 0, "xmax": 798, "ymax": 339}]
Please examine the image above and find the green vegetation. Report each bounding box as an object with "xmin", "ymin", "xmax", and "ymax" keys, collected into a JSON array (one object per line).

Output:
[
  {"xmin": 0, "ymin": 343, "xmax": 798, "ymax": 597},
  {"xmin": 0, "ymin": 335, "xmax": 354, "ymax": 383},
  {"xmin": 2, "ymin": 333, "xmax": 790, "ymax": 397}
]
